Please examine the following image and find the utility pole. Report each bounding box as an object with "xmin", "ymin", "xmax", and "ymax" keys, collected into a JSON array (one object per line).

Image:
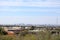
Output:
[{"xmin": 56, "ymin": 14, "xmax": 58, "ymax": 25}]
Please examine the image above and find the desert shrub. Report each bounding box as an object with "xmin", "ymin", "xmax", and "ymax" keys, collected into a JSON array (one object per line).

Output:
[
  {"xmin": 0, "ymin": 27, "xmax": 4, "ymax": 35},
  {"xmin": 2, "ymin": 31, "xmax": 7, "ymax": 35},
  {"xmin": 0, "ymin": 27, "xmax": 7, "ymax": 35},
  {"xmin": 23, "ymin": 34, "xmax": 37, "ymax": 40},
  {"xmin": 19, "ymin": 30, "xmax": 28, "ymax": 36},
  {"xmin": 0, "ymin": 35, "xmax": 18, "ymax": 40},
  {"xmin": 0, "ymin": 29, "xmax": 60, "ymax": 40}
]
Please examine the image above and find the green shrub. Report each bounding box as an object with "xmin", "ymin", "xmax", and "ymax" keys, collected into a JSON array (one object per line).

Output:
[{"xmin": 0, "ymin": 27, "xmax": 7, "ymax": 35}]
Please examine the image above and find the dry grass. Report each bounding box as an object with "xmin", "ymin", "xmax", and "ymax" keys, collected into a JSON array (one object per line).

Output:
[{"xmin": 0, "ymin": 31, "xmax": 60, "ymax": 40}]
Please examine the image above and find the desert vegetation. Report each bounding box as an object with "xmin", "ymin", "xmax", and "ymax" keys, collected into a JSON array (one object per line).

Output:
[{"xmin": 0, "ymin": 27, "xmax": 60, "ymax": 40}]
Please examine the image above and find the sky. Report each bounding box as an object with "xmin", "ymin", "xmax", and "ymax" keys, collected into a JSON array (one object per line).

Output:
[{"xmin": 0, "ymin": 0, "xmax": 60, "ymax": 25}]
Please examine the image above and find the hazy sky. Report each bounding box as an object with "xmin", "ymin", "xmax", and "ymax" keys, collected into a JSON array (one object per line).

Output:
[{"xmin": 0, "ymin": 0, "xmax": 60, "ymax": 25}]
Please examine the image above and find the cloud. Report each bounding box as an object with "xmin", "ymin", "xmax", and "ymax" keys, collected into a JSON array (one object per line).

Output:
[
  {"xmin": 0, "ymin": 7, "xmax": 59, "ymax": 13},
  {"xmin": 0, "ymin": 8, "xmax": 55, "ymax": 12},
  {"xmin": 0, "ymin": 0, "xmax": 23, "ymax": 2},
  {"xmin": 0, "ymin": 1, "xmax": 60, "ymax": 7},
  {"xmin": 0, "ymin": 0, "xmax": 60, "ymax": 2}
]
